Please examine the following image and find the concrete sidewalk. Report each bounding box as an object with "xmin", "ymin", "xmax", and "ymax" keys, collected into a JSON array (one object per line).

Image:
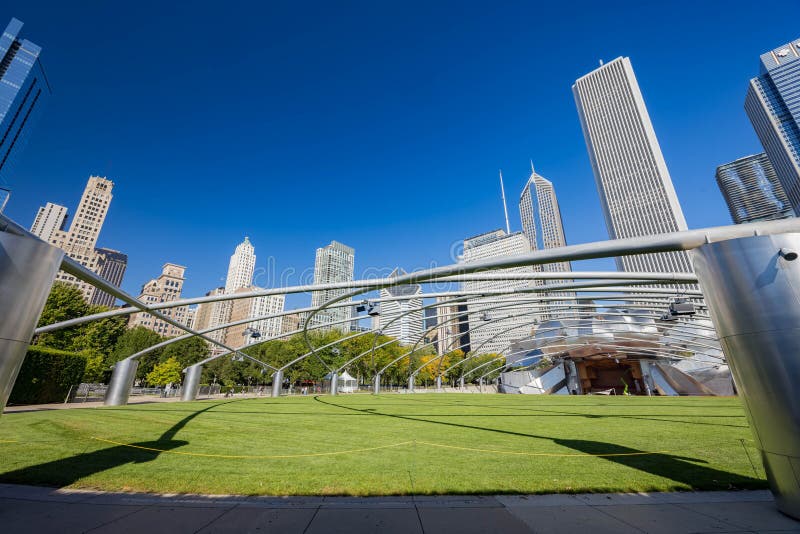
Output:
[{"xmin": 0, "ymin": 484, "xmax": 797, "ymax": 533}]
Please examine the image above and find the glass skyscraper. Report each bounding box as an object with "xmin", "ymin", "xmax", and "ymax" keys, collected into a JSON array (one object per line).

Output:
[
  {"xmin": 745, "ymin": 38, "xmax": 800, "ymax": 214},
  {"xmin": 716, "ymin": 153, "xmax": 794, "ymax": 224},
  {"xmin": 518, "ymin": 164, "xmax": 571, "ymax": 273},
  {"xmin": 0, "ymin": 18, "xmax": 50, "ymax": 187},
  {"xmin": 518, "ymin": 165, "xmax": 574, "ymax": 319}
]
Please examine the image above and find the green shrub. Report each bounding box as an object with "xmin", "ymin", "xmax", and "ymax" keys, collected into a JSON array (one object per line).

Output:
[{"xmin": 8, "ymin": 346, "xmax": 88, "ymax": 405}]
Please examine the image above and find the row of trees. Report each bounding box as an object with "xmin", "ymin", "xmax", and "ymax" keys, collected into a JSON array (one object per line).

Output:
[{"xmin": 33, "ymin": 283, "xmax": 506, "ymax": 388}]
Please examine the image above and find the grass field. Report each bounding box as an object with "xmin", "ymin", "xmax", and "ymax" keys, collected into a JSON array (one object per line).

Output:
[{"xmin": 0, "ymin": 394, "xmax": 767, "ymax": 496}]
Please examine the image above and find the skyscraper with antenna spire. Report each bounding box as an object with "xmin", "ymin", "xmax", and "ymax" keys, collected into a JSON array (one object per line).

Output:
[
  {"xmin": 518, "ymin": 162, "xmax": 571, "ymax": 271},
  {"xmin": 519, "ymin": 162, "xmax": 573, "ymax": 319}
]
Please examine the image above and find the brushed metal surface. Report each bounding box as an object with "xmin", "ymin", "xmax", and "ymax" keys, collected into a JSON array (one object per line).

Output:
[
  {"xmin": 271, "ymin": 369, "xmax": 283, "ymax": 398},
  {"xmin": 104, "ymin": 359, "xmax": 138, "ymax": 406},
  {"xmin": 0, "ymin": 233, "xmax": 63, "ymax": 411},
  {"xmin": 181, "ymin": 364, "xmax": 202, "ymax": 402},
  {"xmin": 694, "ymin": 234, "xmax": 800, "ymax": 518}
]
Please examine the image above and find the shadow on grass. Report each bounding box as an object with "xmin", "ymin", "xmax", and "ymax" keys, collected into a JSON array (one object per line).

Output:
[
  {"xmin": 315, "ymin": 396, "xmax": 765, "ymax": 491},
  {"xmin": 552, "ymin": 439, "xmax": 764, "ymax": 490},
  {"xmin": 0, "ymin": 400, "xmax": 240, "ymax": 489}
]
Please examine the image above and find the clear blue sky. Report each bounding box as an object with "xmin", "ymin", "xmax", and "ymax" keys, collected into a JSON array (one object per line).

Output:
[{"xmin": 3, "ymin": 1, "xmax": 799, "ymax": 309}]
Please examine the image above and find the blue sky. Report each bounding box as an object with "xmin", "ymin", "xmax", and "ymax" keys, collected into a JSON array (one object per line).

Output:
[{"xmin": 3, "ymin": 1, "xmax": 800, "ymax": 309}]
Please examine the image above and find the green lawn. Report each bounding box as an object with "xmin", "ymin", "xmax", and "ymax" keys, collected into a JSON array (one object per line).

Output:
[{"xmin": 0, "ymin": 394, "xmax": 767, "ymax": 495}]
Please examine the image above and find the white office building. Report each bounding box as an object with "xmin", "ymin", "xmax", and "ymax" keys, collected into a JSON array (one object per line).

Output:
[
  {"xmin": 207, "ymin": 237, "xmax": 257, "ymax": 349},
  {"xmin": 30, "ymin": 202, "xmax": 67, "ymax": 242},
  {"xmin": 573, "ymin": 57, "xmax": 693, "ymax": 275},
  {"xmin": 460, "ymin": 230, "xmax": 537, "ymax": 355},
  {"xmin": 378, "ymin": 268, "xmax": 424, "ymax": 345},
  {"xmin": 311, "ymin": 240, "xmax": 355, "ymax": 331}
]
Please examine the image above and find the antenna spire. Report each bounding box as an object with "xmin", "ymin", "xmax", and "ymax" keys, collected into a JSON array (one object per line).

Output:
[
  {"xmin": 530, "ymin": 159, "xmax": 535, "ymax": 174},
  {"xmin": 499, "ymin": 170, "xmax": 511, "ymax": 234}
]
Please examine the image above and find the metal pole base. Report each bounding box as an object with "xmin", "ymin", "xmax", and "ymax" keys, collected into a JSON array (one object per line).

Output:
[
  {"xmin": 435, "ymin": 376, "xmax": 442, "ymax": 391},
  {"xmin": 694, "ymin": 233, "xmax": 800, "ymax": 518},
  {"xmin": 459, "ymin": 376, "xmax": 465, "ymax": 391},
  {"xmin": 408, "ymin": 375, "xmax": 415, "ymax": 393},
  {"xmin": 271, "ymin": 370, "xmax": 283, "ymax": 398},
  {"xmin": 373, "ymin": 374, "xmax": 381, "ymax": 395},
  {"xmin": 104, "ymin": 359, "xmax": 139, "ymax": 406},
  {"xmin": 330, "ymin": 372, "xmax": 338, "ymax": 396},
  {"xmin": 181, "ymin": 364, "xmax": 203, "ymax": 401}
]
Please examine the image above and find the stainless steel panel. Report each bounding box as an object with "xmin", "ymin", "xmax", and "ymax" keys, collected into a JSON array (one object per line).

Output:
[
  {"xmin": 693, "ymin": 234, "xmax": 800, "ymax": 518},
  {"xmin": 0, "ymin": 233, "xmax": 63, "ymax": 411}
]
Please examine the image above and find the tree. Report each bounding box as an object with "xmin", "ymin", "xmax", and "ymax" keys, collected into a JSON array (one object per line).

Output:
[
  {"xmin": 35, "ymin": 283, "xmax": 128, "ymax": 372},
  {"xmin": 161, "ymin": 336, "xmax": 209, "ymax": 368},
  {"xmin": 71, "ymin": 307, "xmax": 128, "ymax": 356},
  {"xmin": 145, "ymin": 357, "xmax": 182, "ymax": 386},
  {"xmin": 35, "ymin": 283, "xmax": 92, "ymax": 350},
  {"xmin": 110, "ymin": 326, "xmax": 165, "ymax": 379},
  {"xmin": 82, "ymin": 351, "xmax": 107, "ymax": 383}
]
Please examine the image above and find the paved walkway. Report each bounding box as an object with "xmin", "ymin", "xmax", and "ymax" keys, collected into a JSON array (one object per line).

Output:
[{"xmin": 0, "ymin": 484, "xmax": 797, "ymax": 533}]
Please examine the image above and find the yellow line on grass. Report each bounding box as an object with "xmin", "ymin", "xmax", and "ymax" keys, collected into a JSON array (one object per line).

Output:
[
  {"xmin": 90, "ymin": 437, "xmax": 415, "ymax": 459},
  {"xmin": 88, "ymin": 437, "xmax": 673, "ymax": 459}
]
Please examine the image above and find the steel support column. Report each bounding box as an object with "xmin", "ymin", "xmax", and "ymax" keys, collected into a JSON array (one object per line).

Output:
[
  {"xmin": 329, "ymin": 372, "xmax": 338, "ymax": 396},
  {"xmin": 104, "ymin": 359, "xmax": 139, "ymax": 406},
  {"xmin": 271, "ymin": 370, "xmax": 283, "ymax": 398},
  {"xmin": 435, "ymin": 376, "xmax": 442, "ymax": 391},
  {"xmin": 373, "ymin": 374, "xmax": 381, "ymax": 395},
  {"xmin": 181, "ymin": 364, "xmax": 203, "ymax": 402},
  {"xmin": 693, "ymin": 233, "xmax": 800, "ymax": 518},
  {"xmin": 408, "ymin": 374, "xmax": 415, "ymax": 393},
  {"xmin": 0, "ymin": 233, "xmax": 63, "ymax": 413}
]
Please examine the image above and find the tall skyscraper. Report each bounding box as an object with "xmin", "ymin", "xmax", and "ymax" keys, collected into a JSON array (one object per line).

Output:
[
  {"xmin": 129, "ymin": 263, "xmax": 191, "ymax": 337},
  {"xmin": 30, "ymin": 202, "xmax": 67, "ymax": 242},
  {"xmin": 48, "ymin": 176, "xmax": 119, "ymax": 301},
  {"xmin": 207, "ymin": 237, "xmax": 257, "ymax": 348},
  {"xmin": 519, "ymin": 165, "xmax": 575, "ymax": 319},
  {"xmin": 518, "ymin": 164, "xmax": 571, "ymax": 273},
  {"xmin": 224, "ymin": 237, "xmax": 256, "ymax": 293},
  {"xmin": 716, "ymin": 153, "xmax": 794, "ymax": 224},
  {"xmin": 0, "ymin": 18, "xmax": 51, "ymax": 186},
  {"xmin": 573, "ymin": 57, "xmax": 693, "ymax": 274},
  {"xmin": 311, "ymin": 240, "xmax": 355, "ymax": 331},
  {"xmin": 90, "ymin": 248, "xmax": 128, "ymax": 308},
  {"xmin": 378, "ymin": 268, "xmax": 424, "ymax": 345},
  {"xmin": 461, "ymin": 230, "xmax": 536, "ymax": 355},
  {"xmin": 745, "ymin": 38, "xmax": 800, "ymax": 213}
]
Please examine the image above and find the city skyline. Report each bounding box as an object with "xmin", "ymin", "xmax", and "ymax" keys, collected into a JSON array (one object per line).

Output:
[{"xmin": 2, "ymin": 5, "xmax": 798, "ymax": 308}]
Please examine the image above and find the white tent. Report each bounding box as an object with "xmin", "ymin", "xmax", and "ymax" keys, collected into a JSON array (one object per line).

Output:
[
  {"xmin": 338, "ymin": 371, "xmax": 357, "ymax": 393},
  {"xmin": 322, "ymin": 371, "xmax": 359, "ymax": 393}
]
